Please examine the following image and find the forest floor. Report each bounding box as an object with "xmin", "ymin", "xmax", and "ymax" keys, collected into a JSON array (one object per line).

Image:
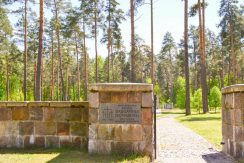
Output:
[{"xmin": 155, "ymin": 110, "xmax": 235, "ymax": 163}]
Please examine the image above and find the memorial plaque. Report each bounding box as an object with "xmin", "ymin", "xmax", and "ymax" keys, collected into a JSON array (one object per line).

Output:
[{"xmin": 99, "ymin": 103, "xmax": 141, "ymax": 124}]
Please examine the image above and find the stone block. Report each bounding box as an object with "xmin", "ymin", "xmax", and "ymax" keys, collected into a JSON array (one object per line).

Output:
[
  {"xmin": 235, "ymin": 93, "xmax": 244, "ymax": 109},
  {"xmin": 111, "ymin": 141, "xmax": 133, "ymax": 155},
  {"xmin": 28, "ymin": 102, "xmax": 49, "ymax": 107},
  {"xmin": 97, "ymin": 124, "xmax": 115, "ymax": 140},
  {"xmin": 24, "ymin": 135, "xmax": 35, "ymax": 148},
  {"xmin": 0, "ymin": 108, "xmax": 12, "ymax": 121},
  {"xmin": 89, "ymin": 92, "xmax": 99, "ymax": 108},
  {"xmin": 71, "ymin": 136, "xmax": 87, "ymax": 148},
  {"xmin": 89, "ymin": 140, "xmax": 111, "ymax": 154},
  {"xmin": 60, "ymin": 136, "xmax": 72, "ymax": 147},
  {"xmin": 7, "ymin": 102, "xmax": 27, "ymax": 107},
  {"xmin": 19, "ymin": 122, "xmax": 34, "ymax": 135},
  {"xmin": 226, "ymin": 109, "xmax": 235, "ymax": 125},
  {"xmin": 43, "ymin": 108, "xmax": 55, "ymax": 121},
  {"xmin": 89, "ymin": 124, "xmax": 97, "ymax": 139},
  {"xmin": 234, "ymin": 109, "xmax": 243, "ymax": 126},
  {"xmin": 12, "ymin": 107, "xmax": 29, "ymax": 120},
  {"xmin": 0, "ymin": 136, "xmax": 23, "ymax": 148},
  {"xmin": 224, "ymin": 94, "xmax": 234, "ymax": 109},
  {"xmin": 46, "ymin": 136, "xmax": 59, "ymax": 148},
  {"xmin": 128, "ymin": 92, "xmax": 142, "ymax": 103},
  {"xmin": 71, "ymin": 102, "xmax": 89, "ymax": 108},
  {"xmin": 115, "ymin": 125, "xmax": 142, "ymax": 141},
  {"xmin": 142, "ymin": 93, "xmax": 153, "ymax": 107},
  {"xmin": 0, "ymin": 102, "xmax": 6, "ymax": 107},
  {"xmin": 70, "ymin": 123, "xmax": 88, "ymax": 136},
  {"xmin": 100, "ymin": 92, "xmax": 111, "ymax": 103},
  {"xmin": 226, "ymin": 124, "xmax": 234, "ymax": 140},
  {"xmin": 35, "ymin": 122, "xmax": 56, "ymax": 135},
  {"xmin": 111, "ymin": 92, "xmax": 127, "ymax": 103},
  {"xmin": 142, "ymin": 109, "xmax": 152, "ymax": 125},
  {"xmin": 35, "ymin": 136, "xmax": 45, "ymax": 147},
  {"xmin": 0, "ymin": 122, "xmax": 19, "ymax": 135},
  {"xmin": 57, "ymin": 122, "xmax": 70, "ymax": 136},
  {"xmin": 69, "ymin": 108, "xmax": 81, "ymax": 121},
  {"xmin": 55, "ymin": 108, "xmax": 70, "ymax": 122},
  {"xmin": 82, "ymin": 108, "xmax": 89, "ymax": 122},
  {"xmin": 143, "ymin": 125, "xmax": 152, "ymax": 142},
  {"xmin": 222, "ymin": 109, "xmax": 227, "ymax": 123},
  {"xmin": 50, "ymin": 102, "xmax": 71, "ymax": 108},
  {"xmin": 233, "ymin": 126, "xmax": 244, "ymax": 142},
  {"xmin": 89, "ymin": 108, "xmax": 98, "ymax": 123},
  {"xmin": 29, "ymin": 108, "xmax": 43, "ymax": 120},
  {"xmin": 235, "ymin": 142, "xmax": 244, "ymax": 158}
]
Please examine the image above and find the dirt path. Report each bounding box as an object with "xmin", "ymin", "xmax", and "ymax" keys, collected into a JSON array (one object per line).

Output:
[{"xmin": 155, "ymin": 115, "xmax": 234, "ymax": 163}]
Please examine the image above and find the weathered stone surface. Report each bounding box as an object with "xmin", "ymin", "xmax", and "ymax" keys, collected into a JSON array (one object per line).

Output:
[
  {"xmin": 111, "ymin": 141, "xmax": 133, "ymax": 155},
  {"xmin": 89, "ymin": 140, "xmax": 111, "ymax": 154},
  {"xmin": 89, "ymin": 83, "xmax": 153, "ymax": 92},
  {"xmin": 235, "ymin": 142, "xmax": 244, "ymax": 158},
  {"xmin": 222, "ymin": 84, "xmax": 244, "ymax": 94},
  {"xmin": 28, "ymin": 102, "xmax": 49, "ymax": 107},
  {"xmin": 0, "ymin": 122, "xmax": 19, "ymax": 135},
  {"xmin": 89, "ymin": 108, "xmax": 98, "ymax": 123},
  {"xmin": 82, "ymin": 108, "xmax": 89, "ymax": 122},
  {"xmin": 60, "ymin": 136, "xmax": 72, "ymax": 147},
  {"xmin": 143, "ymin": 125, "xmax": 152, "ymax": 142},
  {"xmin": 89, "ymin": 124, "xmax": 97, "ymax": 139},
  {"xmin": 235, "ymin": 93, "xmax": 244, "ymax": 109},
  {"xmin": 115, "ymin": 125, "xmax": 142, "ymax": 141},
  {"xmin": 89, "ymin": 92, "xmax": 99, "ymax": 108},
  {"xmin": 97, "ymin": 124, "xmax": 115, "ymax": 140},
  {"xmin": 50, "ymin": 102, "xmax": 71, "ymax": 108},
  {"xmin": 57, "ymin": 122, "xmax": 70, "ymax": 136},
  {"xmin": 234, "ymin": 109, "xmax": 243, "ymax": 126},
  {"xmin": 46, "ymin": 136, "xmax": 59, "ymax": 148},
  {"xmin": 29, "ymin": 108, "xmax": 43, "ymax": 120},
  {"xmin": 71, "ymin": 102, "xmax": 89, "ymax": 108},
  {"xmin": 225, "ymin": 109, "xmax": 235, "ymax": 125},
  {"xmin": 24, "ymin": 135, "xmax": 35, "ymax": 148},
  {"xmin": 142, "ymin": 109, "xmax": 152, "ymax": 125},
  {"xmin": 35, "ymin": 136, "xmax": 45, "ymax": 147},
  {"xmin": 142, "ymin": 93, "xmax": 153, "ymax": 107},
  {"xmin": 69, "ymin": 108, "xmax": 81, "ymax": 121},
  {"xmin": 233, "ymin": 126, "xmax": 244, "ymax": 142},
  {"xmin": 7, "ymin": 102, "xmax": 27, "ymax": 107},
  {"xmin": 43, "ymin": 108, "xmax": 55, "ymax": 121},
  {"xmin": 55, "ymin": 108, "xmax": 70, "ymax": 122},
  {"xmin": 111, "ymin": 92, "xmax": 127, "ymax": 103},
  {"xmin": 35, "ymin": 122, "xmax": 56, "ymax": 135},
  {"xmin": 12, "ymin": 108, "xmax": 29, "ymax": 120},
  {"xmin": 19, "ymin": 122, "xmax": 34, "ymax": 135},
  {"xmin": 100, "ymin": 92, "xmax": 111, "ymax": 103},
  {"xmin": 128, "ymin": 92, "xmax": 142, "ymax": 103},
  {"xmin": 224, "ymin": 94, "xmax": 234, "ymax": 109},
  {"xmin": 0, "ymin": 136, "xmax": 23, "ymax": 148},
  {"xmin": 70, "ymin": 123, "xmax": 88, "ymax": 136},
  {"xmin": 0, "ymin": 108, "xmax": 12, "ymax": 121},
  {"xmin": 0, "ymin": 102, "xmax": 6, "ymax": 107}
]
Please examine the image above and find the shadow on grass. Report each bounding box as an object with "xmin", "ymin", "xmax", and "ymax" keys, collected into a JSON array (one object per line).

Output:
[
  {"xmin": 0, "ymin": 148, "xmax": 149, "ymax": 163},
  {"xmin": 178, "ymin": 116, "xmax": 221, "ymax": 122}
]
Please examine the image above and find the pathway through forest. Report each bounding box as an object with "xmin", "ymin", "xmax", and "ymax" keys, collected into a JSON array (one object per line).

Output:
[{"xmin": 155, "ymin": 115, "xmax": 234, "ymax": 163}]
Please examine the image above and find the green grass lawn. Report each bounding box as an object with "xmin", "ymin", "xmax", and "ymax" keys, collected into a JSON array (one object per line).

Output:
[
  {"xmin": 0, "ymin": 148, "xmax": 150, "ymax": 163},
  {"xmin": 157, "ymin": 109, "xmax": 222, "ymax": 149}
]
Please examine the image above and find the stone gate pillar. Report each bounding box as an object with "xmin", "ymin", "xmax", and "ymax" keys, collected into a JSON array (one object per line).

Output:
[
  {"xmin": 88, "ymin": 83, "xmax": 154, "ymax": 157},
  {"xmin": 222, "ymin": 84, "xmax": 244, "ymax": 158}
]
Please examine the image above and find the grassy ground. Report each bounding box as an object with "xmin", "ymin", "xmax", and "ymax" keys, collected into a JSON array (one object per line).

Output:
[
  {"xmin": 0, "ymin": 148, "xmax": 150, "ymax": 163},
  {"xmin": 157, "ymin": 109, "xmax": 222, "ymax": 149}
]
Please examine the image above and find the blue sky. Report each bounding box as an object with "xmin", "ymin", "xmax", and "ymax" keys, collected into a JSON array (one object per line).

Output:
[{"xmin": 8, "ymin": 0, "xmax": 223, "ymax": 58}]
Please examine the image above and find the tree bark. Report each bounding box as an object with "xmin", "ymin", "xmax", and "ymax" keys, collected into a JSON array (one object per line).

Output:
[
  {"xmin": 54, "ymin": 0, "xmax": 65, "ymax": 101},
  {"xmin": 130, "ymin": 0, "xmax": 135, "ymax": 82},
  {"xmin": 75, "ymin": 32, "xmax": 80, "ymax": 101},
  {"xmin": 51, "ymin": 32, "xmax": 54, "ymax": 101},
  {"xmin": 150, "ymin": 0, "xmax": 154, "ymax": 84},
  {"xmin": 198, "ymin": 0, "xmax": 208, "ymax": 113},
  {"xmin": 184, "ymin": 0, "xmax": 191, "ymax": 115},
  {"xmin": 35, "ymin": 0, "xmax": 44, "ymax": 101},
  {"xmin": 107, "ymin": 0, "xmax": 111, "ymax": 82},
  {"xmin": 83, "ymin": 17, "xmax": 88, "ymax": 101},
  {"xmin": 24, "ymin": 0, "xmax": 28, "ymax": 101},
  {"xmin": 6, "ymin": 57, "xmax": 9, "ymax": 101},
  {"xmin": 94, "ymin": 0, "xmax": 98, "ymax": 83}
]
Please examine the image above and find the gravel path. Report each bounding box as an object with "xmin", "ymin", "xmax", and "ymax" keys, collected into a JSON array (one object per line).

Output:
[{"xmin": 155, "ymin": 115, "xmax": 234, "ymax": 163}]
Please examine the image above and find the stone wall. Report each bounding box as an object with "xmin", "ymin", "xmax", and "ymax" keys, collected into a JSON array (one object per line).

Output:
[
  {"xmin": 0, "ymin": 102, "xmax": 88, "ymax": 149},
  {"xmin": 88, "ymin": 83, "xmax": 154, "ymax": 157},
  {"xmin": 222, "ymin": 84, "xmax": 244, "ymax": 158}
]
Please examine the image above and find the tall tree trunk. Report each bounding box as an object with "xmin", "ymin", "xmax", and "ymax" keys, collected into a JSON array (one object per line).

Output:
[
  {"xmin": 24, "ymin": 0, "xmax": 28, "ymax": 101},
  {"xmin": 130, "ymin": 0, "xmax": 135, "ymax": 82},
  {"xmin": 221, "ymin": 53, "xmax": 225, "ymax": 88},
  {"xmin": 94, "ymin": 0, "xmax": 98, "ymax": 83},
  {"xmin": 54, "ymin": 0, "xmax": 65, "ymax": 101},
  {"xmin": 107, "ymin": 0, "xmax": 111, "ymax": 82},
  {"xmin": 230, "ymin": 24, "xmax": 235, "ymax": 84},
  {"xmin": 150, "ymin": 0, "xmax": 154, "ymax": 84},
  {"xmin": 75, "ymin": 32, "xmax": 80, "ymax": 101},
  {"xmin": 184, "ymin": 0, "xmax": 191, "ymax": 115},
  {"xmin": 51, "ymin": 32, "xmax": 54, "ymax": 101},
  {"xmin": 35, "ymin": 0, "xmax": 44, "ymax": 101},
  {"xmin": 34, "ymin": 62, "xmax": 36, "ymax": 98},
  {"xmin": 66, "ymin": 67, "xmax": 69, "ymax": 101},
  {"xmin": 198, "ymin": 0, "xmax": 208, "ymax": 113},
  {"xmin": 83, "ymin": 18, "xmax": 88, "ymax": 101},
  {"xmin": 57, "ymin": 63, "xmax": 60, "ymax": 101}
]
